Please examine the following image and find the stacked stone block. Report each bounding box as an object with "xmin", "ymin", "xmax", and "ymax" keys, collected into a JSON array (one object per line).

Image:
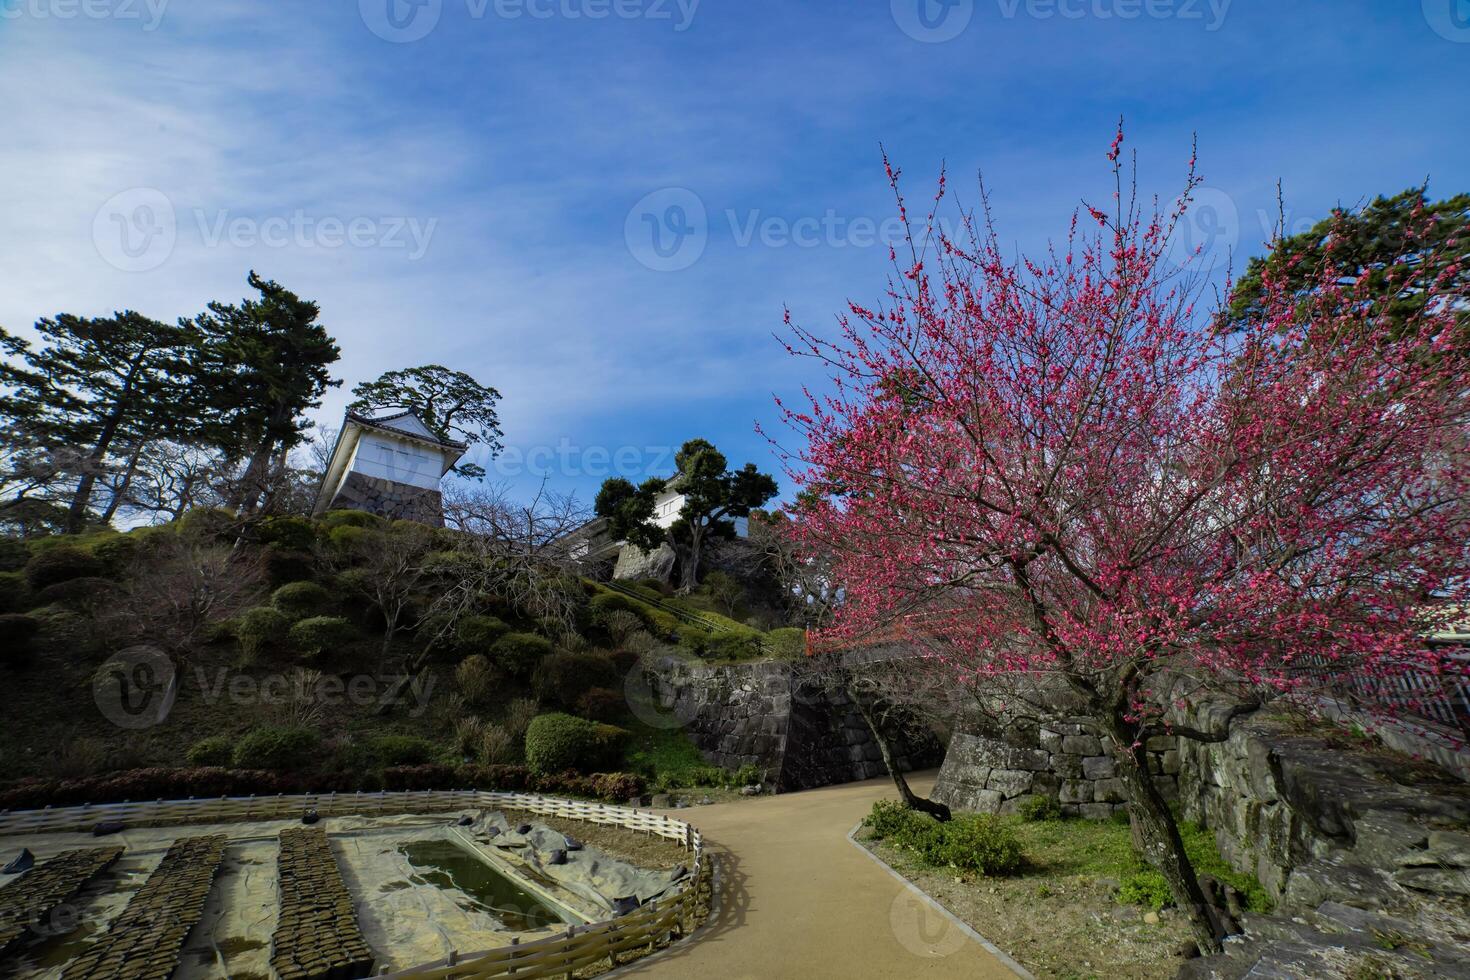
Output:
[
  {"xmin": 328, "ymin": 472, "xmax": 445, "ymax": 527},
  {"xmin": 647, "ymin": 658, "xmax": 939, "ymax": 791},
  {"xmin": 0, "ymin": 847, "xmax": 123, "ymax": 963},
  {"xmin": 931, "ymin": 726, "xmax": 1180, "ymax": 819},
  {"xmin": 270, "ymin": 828, "xmax": 375, "ymax": 980},
  {"xmin": 62, "ymin": 835, "xmax": 227, "ymax": 980}
]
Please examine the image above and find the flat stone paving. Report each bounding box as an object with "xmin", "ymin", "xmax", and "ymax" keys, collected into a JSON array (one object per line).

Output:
[
  {"xmin": 61, "ymin": 835, "xmax": 227, "ymax": 980},
  {"xmin": 270, "ymin": 827, "xmax": 379, "ymax": 980},
  {"xmin": 0, "ymin": 847, "xmax": 123, "ymax": 965}
]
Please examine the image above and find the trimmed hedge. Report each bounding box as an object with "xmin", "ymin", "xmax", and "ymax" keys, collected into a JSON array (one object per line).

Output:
[
  {"xmin": 32, "ymin": 576, "xmax": 121, "ymax": 610},
  {"xmin": 371, "ymin": 735, "xmax": 438, "ymax": 767},
  {"xmin": 532, "ymin": 652, "xmax": 620, "ymax": 709},
  {"xmin": 703, "ymin": 628, "xmax": 764, "ymax": 661},
  {"xmin": 271, "ymin": 581, "xmax": 332, "ymax": 618},
  {"xmin": 257, "ymin": 516, "xmax": 318, "ymax": 552},
  {"xmin": 0, "ymin": 763, "xmax": 647, "ymax": 811},
  {"xmin": 454, "ymin": 614, "xmax": 510, "ymax": 653},
  {"xmin": 24, "ymin": 547, "xmax": 105, "ymax": 591},
  {"xmin": 237, "ymin": 606, "xmax": 292, "ymax": 659},
  {"xmin": 489, "ymin": 632, "xmax": 554, "ymax": 678},
  {"xmin": 288, "ymin": 616, "xmax": 356, "ymax": 659},
  {"xmin": 524, "ymin": 713, "xmax": 627, "ymax": 775},
  {"xmin": 185, "ymin": 736, "xmax": 235, "ymax": 768},
  {"xmin": 576, "ymin": 687, "xmax": 625, "ymax": 722},
  {"xmin": 231, "ymin": 726, "xmax": 320, "ymax": 771},
  {"xmin": 381, "ymin": 763, "xmax": 644, "ymax": 802}
]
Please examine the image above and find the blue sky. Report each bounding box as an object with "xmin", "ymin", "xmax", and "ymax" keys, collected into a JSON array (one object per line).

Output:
[{"xmin": 1, "ymin": 1, "xmax": 1467, "ymax": 507}]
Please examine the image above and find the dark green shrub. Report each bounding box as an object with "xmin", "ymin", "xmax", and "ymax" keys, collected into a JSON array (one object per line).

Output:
[
  {"xmin": 864, "ymin": 801, "xmax": 1023, "ymax": 875},
  {"xmin": 33, "ymin": 577, "xmax": 121, "ymax": 610},
  {"xmin": 231, "ymin": 726, "xmax": 319, "ymax": 770},
  {"xmin": 91, "ymin": 534, "xmax": 142, "ymax": 574},
  {"xmin": 0, "ymin": 571, "xmax": 30, "ymax": 613},
  {"xmin": 186, "ymin": 736, "xmax": 235, "ymax": 767},
  {"xmin": 288, "ymin": 616, "xmax": 356, "ymax": 659},
  {"xmin": 372, "ymin": 735, "xmax": 438, "ymax": 766},
  {"xmin": 263, "ymin": 547, "xmax": 316, "ymax": 586},
  {"xmin": 703, "ymin": 628, "xmax": 764, "ymax": 661},
  {"xmin": 1018, "ymin": 795, "xmax": 1063, "ymax": 822},
  {"xmin": 319, "ymin": 509, "xmax": 384, "ymax": 529},
  {"xmin": 763, "ymin": 627, "xmax": 808, "ymax": 660},
  {"xmin": 576, "ymin": 687, "xmax": 625, "ymax": 722},
  {"xmin": 589, "ymin": 591, "xmax": 643, "ymax": 623},
  {"xmin": 0, "ymin": 614, "xmax": 40, "ymax": 667},
  {"xmin": 24, "ymin": 547, "xmax": 105, "ymax": 590},
  {"xmin": 0, "ymin": 537, "xmax": 28, "ymax": 572},
  {"xmin": 865, "ymin": 799, "xmax": 930, "ymax": 838},
  {"xmin": 237, "ymin": 606, "xmax": 292, "ymax": 659},
  {"xmin": 454, "ymin": 614, "xmax": 510, "ymax": 653},
  {"xmin": 271, "ymin": 581, "xmax": 332, "ymax": 618},
  {"xmin": 533, "ymin": 652, "xmax": 620, "ymax": 709},
  {"xmin": 524, "ymin": 713, "xmax": 627, "ymax": 775},
  {"xmin": 176, "ymin": 507, "xmax": 237, "ymax": 539},
  {"xmin": 257, "ymin": 516, "xmax": 317, "ymax": 551},
  {"xmin": 490, "ymin": 632, "xmax": 554, "ymax": 678},
  {"xmin": 325, "ymin": 525, "xmax": 370, "ymax": 553}
]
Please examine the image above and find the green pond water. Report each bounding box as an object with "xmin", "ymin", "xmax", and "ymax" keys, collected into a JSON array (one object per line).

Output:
[{"xmin": 399, "ymin": 840, "xmax": 567, "ymax": 932}]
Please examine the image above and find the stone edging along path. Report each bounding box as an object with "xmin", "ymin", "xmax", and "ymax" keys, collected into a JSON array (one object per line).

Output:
[{"xmin": 844, "ymin": 821, "xmax": 1035, "ymax": 979}]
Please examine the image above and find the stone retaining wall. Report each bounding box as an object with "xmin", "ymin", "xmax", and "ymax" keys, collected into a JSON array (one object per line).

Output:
[
  {"xmin": 327, "ymin": 472, "xmax": 445, "ymax": 527},
  {"xmin": 645, "ymin": 658, "xmax": 939, "ymax": 791},
  {"xmin": 932, "ymin": 724, "xmax": 1180, "ymax": 818}
]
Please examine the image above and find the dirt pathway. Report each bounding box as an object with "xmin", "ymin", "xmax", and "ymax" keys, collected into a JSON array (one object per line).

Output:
[{"xmin": 619, "ymin": 772, "xmax": 1025, "ymax": 979}]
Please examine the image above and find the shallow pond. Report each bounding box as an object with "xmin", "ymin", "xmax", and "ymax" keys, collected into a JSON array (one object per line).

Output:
[{"xmin": 399, "ymin": 839, "xmax": 568, "ymax": 931}]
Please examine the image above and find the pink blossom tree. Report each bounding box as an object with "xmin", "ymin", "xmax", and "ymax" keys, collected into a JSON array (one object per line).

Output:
[{"xmin": 775, "ymin": 129, "xmax": 1470, "ymax": 953}]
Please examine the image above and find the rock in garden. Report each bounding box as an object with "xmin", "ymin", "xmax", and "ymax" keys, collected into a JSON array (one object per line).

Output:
[{"xmin": 2, "ymin": 849, "xmax": 33, "ymax": 874}]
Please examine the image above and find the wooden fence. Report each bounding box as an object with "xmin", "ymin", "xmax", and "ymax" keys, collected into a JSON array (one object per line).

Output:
[{"xmin": 0, "ymin": 791, "xmax": 708, "ymax": 980}]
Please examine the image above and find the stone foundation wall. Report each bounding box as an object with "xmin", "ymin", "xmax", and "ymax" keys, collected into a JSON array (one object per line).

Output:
[
  {"xmin": 932, "ymin": 724, "xmax": 1179, "ymax": 818},
  {"xmin": 326, "ymin": 472, "xmax": 445, "ymax": 527},
  {"xmin": 1176, "ymin": 706, "xmax": 1470, "ymax": 901},
  {"xmin": 645, "ymin": 658, "xmax": 940, "ymax": 791}
]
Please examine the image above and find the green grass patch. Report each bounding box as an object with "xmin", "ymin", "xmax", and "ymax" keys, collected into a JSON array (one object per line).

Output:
[
  {"xmin": 619, "ymin": 719, "xmax": 758, "ymax": 790},
  {"xmin": 866, "ymin": 801, "xmax": 1272, "ymax": 912}
]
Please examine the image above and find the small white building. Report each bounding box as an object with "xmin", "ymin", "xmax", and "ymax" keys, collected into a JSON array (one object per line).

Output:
[{"xmin": 312, "ymin": 410, "xmax": 467, "ymax": 526}]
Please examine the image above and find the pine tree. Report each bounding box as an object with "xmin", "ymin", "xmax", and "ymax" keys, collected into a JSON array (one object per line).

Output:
[
  {"xmin": 0, "ymin": 312, "xmax": 198, "ymax": 532},
  {"xmin": 188, "ymin": 271, "xmax": 341, "ymax": 513}
]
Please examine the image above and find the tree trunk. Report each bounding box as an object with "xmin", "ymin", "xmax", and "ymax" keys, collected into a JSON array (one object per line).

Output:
[
  {"xmin": 850, "ymin": 688, "xmax": 951, "ymax": 822},
  {"xmin": 1105, "ymin": 716, "xmax": 1224, "ymax": 955},
  {"xmin": 100, "ymin": 445, "xmax": 147, "ymax": 524}
]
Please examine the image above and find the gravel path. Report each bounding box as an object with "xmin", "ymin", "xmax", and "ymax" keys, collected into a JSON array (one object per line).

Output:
[{"xmin": 620, "ymin": 771, "xmax": 1024, "ymax": 979}]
